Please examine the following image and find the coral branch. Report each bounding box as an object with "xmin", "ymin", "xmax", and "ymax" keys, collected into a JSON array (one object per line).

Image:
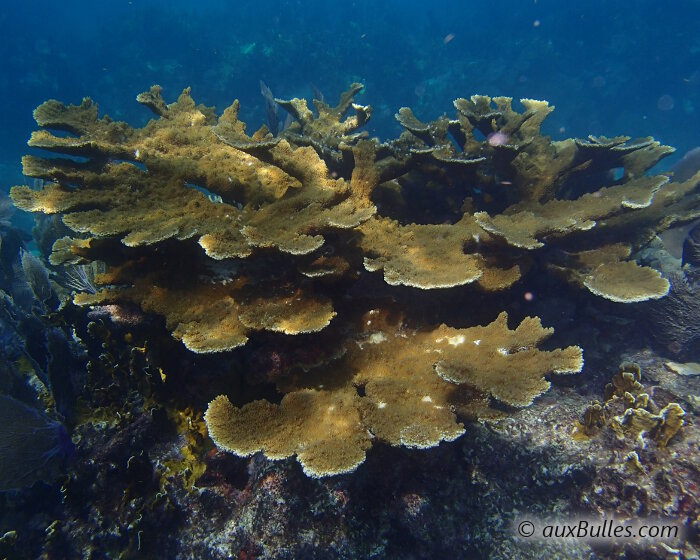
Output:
[{"xmin": 11, "ymin": 84, "xmax": 698, "ymax": 476}]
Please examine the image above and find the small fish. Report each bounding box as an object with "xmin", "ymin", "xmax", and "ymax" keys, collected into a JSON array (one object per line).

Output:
[
  {"xmin": 260, "ymin": 80, "xmax": 279, "ymax": 136},
  {"xmin": 0, "ymin": 395, "xmax": 74, "ymax": 491},
  {"xmin": 310, "ymin": 82, "xmax": 325, "ymax": 104}
]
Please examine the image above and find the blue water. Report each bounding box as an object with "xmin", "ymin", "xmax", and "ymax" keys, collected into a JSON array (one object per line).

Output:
[{"xmin": 1, "ymin": 0, "xmax": 698, "ymax": 191}]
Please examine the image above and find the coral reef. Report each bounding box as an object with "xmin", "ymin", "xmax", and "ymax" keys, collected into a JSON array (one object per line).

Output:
[
  {"xmin": 10, "ymin": 85, "xmax": 700, "ymax": 477},
  {"xmin": 206, "ymin": 311, "xmax": 583, "ymax": 476},
  {"xmin": 575, "ymin": 362, "xmax": 686, "ymax": 449},
  {"xmin": 3, "ymin": 345, "xmax": 696, "ymax": 560}
]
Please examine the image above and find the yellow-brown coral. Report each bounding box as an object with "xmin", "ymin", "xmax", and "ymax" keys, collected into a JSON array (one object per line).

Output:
[
  {"xmin": 205, "ymin": 389, "xmax": 371, "ymax": 478},
  {"xmin": 577, "ymin": 362, "xmax": 686, "ymax": 449},
  {"xmin": 611, "ymin": 403, "xmax": 686, "ymax": 447},
  {"xmin": 11, "ymin": 85, "xmax": 699, "ymax": 476},
  {"xmin": 206, "ymin": 312, "xmax": 582, "ymax": 476}
]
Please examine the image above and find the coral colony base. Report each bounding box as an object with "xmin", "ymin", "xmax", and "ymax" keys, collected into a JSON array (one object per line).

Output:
[{"xmin": 10, "ymin": 84, "xmax": 698, "ymax": 477}]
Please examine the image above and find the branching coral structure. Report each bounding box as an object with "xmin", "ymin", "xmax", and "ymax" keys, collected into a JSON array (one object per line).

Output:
[{"xmin": 11, "ymin": 85, "xmax": 700, "ymax": 476}]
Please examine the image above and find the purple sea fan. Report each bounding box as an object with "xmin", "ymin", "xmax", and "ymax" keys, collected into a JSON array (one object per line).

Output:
[
  {"xmin": 644, "ymin": 270, "xmax": 700, "ymax": 357},
  {"xmin": 0, "ymin": 395, "xmax": 74, "ymax": 491}
]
